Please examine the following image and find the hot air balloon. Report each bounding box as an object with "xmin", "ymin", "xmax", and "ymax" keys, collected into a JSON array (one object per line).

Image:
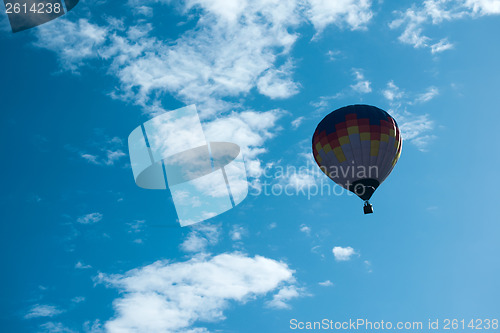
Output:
[{"xmin": 312, "ymin": 104, "xmax": 402, "ymax": 214}]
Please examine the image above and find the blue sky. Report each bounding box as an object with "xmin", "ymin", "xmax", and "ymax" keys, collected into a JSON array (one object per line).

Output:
[{"xmin": 1, "ymin": 0, "xmax": 500, "ymax": 332}]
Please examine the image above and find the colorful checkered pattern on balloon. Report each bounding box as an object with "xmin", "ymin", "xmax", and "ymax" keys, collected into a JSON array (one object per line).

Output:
[{"xmin": 313, "ymin": 105, "xmax": 402, "ymax": 175}]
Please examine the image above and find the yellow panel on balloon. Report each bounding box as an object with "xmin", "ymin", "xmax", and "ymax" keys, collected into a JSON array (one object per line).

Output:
[
  {"xmin": 339, "ymin": 136, "xmax": 350, "ymax": 146},
  {"xmin": 360, "ymin": 132, "xmax": 370, "ymax": 141},
  {"xmin": 316, "ymin": 142, "xmax": 323, "ymax": 152},
  {"xmin": 347, "ymin": 126, "xmax": 359, "ymax": 135},
  {"xmin": 370, "ymin": 140, "xmax": 380, "ymax": 156},
  {"xmin": 333, "ymin": 147, "xmax": 346, "ymax": 163}
]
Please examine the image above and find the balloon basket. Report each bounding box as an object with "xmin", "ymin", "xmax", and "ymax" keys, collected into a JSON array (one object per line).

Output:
[{"xmin": 363, "ymin": 201, "xmax": 373, "ymax": 214}]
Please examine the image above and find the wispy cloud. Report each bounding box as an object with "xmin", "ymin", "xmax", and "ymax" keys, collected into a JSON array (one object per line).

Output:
[
  {"xmin": 76, "ymin": 213, "xmax": 103, "ymax": 225},
  {"xmin": 127, "ymin": 220, "xmax": 146, "ymax": 244},
  {"xmin": 71, "ymin": 296, "xmax": 86, "ymax": 304},
  {"xmin": 381, "ymin": 80, "xmax": 437, "ymax": 151},
  {"xmin": 390, "ymin": 0, "xmax": 500, "ymax": 53},
  {"xmin": 431, "ymin": 38, "xmax": 454, "ymax": 53},
  {"xmin": 78, "ymin": 136, "xmax": 127, "ymax": 167},
  {"xmin": 80, "ymin": 150, "xmax": 126, "ymax": 166},
  {"xmin": 75, "ymin": 261, "xmax": 92, "ymax": 269},
  {"xmin": 266, "ymin": 285, "xmax": 307, "ymax": 309},
  {"xmin": 350, "ymin": 69, "xmax": 372, "ymax": 94},
  {"xmin": 332, "ymin": 246, "xmax": 357, "ymax": 261},
  {"xmin": 230, "ymin": 225, "xmax": 247, "ymax": 241},
  {"xmin": 382, "ymin": 80, "xmax": 404, "ymax": 101},
  {"xmin": 311, "ymin": 68, "xmax": 372, "ymax": 111},
  {"xmin": 318, "ymin": 280, "xmax": 334, "ymax": 287},
  {"xmin": 33, "ymin": 19, "xmax": 108, "ymax": 73},
  {"xmin": 25, "ymin": 305, "xmax": 64, "ymax": 319},
  {"xmin": 257, "ymin": 60, "xmax": 300, "ymax": 99},
  {"xmin": 180, "ymin": 223, "xmax": 221, "ymax": 253},
  {"xmin": 291, "ymin": 116, "xmax": 305, "ymax": 129},
  {"xmin": 96, "ymin": 253, "xmax": 299, "ymax": 332},
  {"xmin": 364, "ymin": 260, "xmax": 373, "ymax": 273},
  {"xmin": 34, "ymin": 2, "xmax": 302, "ymax": 116},
  {"xmin": 326, "ymin": 50, "xmax": 342, "ymax": 61},
  {"xmin": 202, "ymin": 109, "xmax": 282, "ymax": 178},
  {"xmin": 414, "ymin": 86, "xmax": 439, "ymax": 103},
  {"xmin": 32, "ymin": 0, "xmax": 374, "ymax": 115},
  {"xmin": 310, "ymin": 93, "xmax": 342, "ymax": 112},
  {"xmin": 306, "ymin": 0, "xmax": 373, "ymax": 35},
  {"xmin": 38, "ymin": 322, "xmax": 76, "ymax": 333},
  {"xmin": 127, "ymin": 220, "xmax": 145, "ymax": 234},
  {"xmin": 300, "ymin": 224, "xmax": 311, "ymax": 235}
]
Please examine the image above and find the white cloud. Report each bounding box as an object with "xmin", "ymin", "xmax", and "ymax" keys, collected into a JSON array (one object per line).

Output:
[
  {"xmin": 291, "ymin": 116, "xmax": 305, "ymax": 129},
  {"xmin": 350, "ymin": 69, "xmax": 372, "ymax": 94},
  {"xmin": 127, "ymin": 220, "xmax": 145, "ymax": 234},
  {"xmin": 80, "ymin": 149, "xmax": 126, "ymax": 166},
  {"xmin": 202, "ymin": 109, "xmax": 282, "ymax": 178},
  {"xmin": 25, "ymin": 305, "xmax": 64, "ymax": 319},
  {"xmin": 81, "ymin": 154, "xmax": 99, "ymax": 164},
  {"xmin": 133, "ymin": 5, "xmax": 154, "ymax": 17},
  {"xmin": 96, "ymin": 253, "xmax": 299, "ymax": 332},
  {"xmin": 414, "ymin": 86, "xmax": 439, "ymax": 103},
  {"xmin": 431, "ymin": 38, "xmax": 454, "ymax": 53},
  {"xmin": 104, "ymin": 150, "xmax": 127, "ymax": 165},
  {"xmin": 38, "ymin": 322, "xmax": 76, "ymax": 333},
  {"xmin": 311, "ymin": 69, "xmax": 373, "ymax": 110},
  {"xmin": 466, "ymin": 0, "xmax": 500, "ymax": 15},
  {"xmin": 310, "ymin": 93, "xmax": 343, "ymax": 112},
  {"xmin": 364, "ymin": 260, "xmax": 373, "ymax": 273},
  {"xmin": 35, "ymin": 2, "xmax": 302, "ymax": 116},
  {"xmin": 300, "ymin": 224, "xmax": 311, "ymax": 235},
  {"xmin": 390, "ymin": 0, "xmax": 500, "ymax": 52},
  {"xmin": 318, "ymin": 280, "xmax": 334, "ymax": 287},
  {"xmin": 75, "ymin": 261, "xmax": 92, "ymax": 269},
  {"xmin": 326, "ymin": 50, "xmax": 342, "ymax": 61},
  {"xmin": 180, "ymin": 224, "xmax": 220, "ymax": 253},
  {"xmin": 229, "ymin": 225, "xmax": 247, "ymax": 241},
  {"xmin": 257, "ymin": 61, "xmax": 300, "ymax": 99},
  {"xmin": 274, "ymin": 143, "xmax": 326, "ymax": 192},
  {"xmin": 76, "ymin": 213, "xmax": 103, "ymax": 224},
  {"xmin": 284, "ymin": 172, "xmax": 318, "ymax": 191},
  {"xmin": 394, "ymin": 110, "xmax": 435, "ymax": 151},
  {"xmin": 33, "ymin": 19, "xmax": 108, "ymax": 73},
  {"xmin": 83, "ymin": 319, "xmax": 105, "ymax": 333},
  {"xmin": 266, "ymin": 285, "xmax": 304, "ymax": 309},
  {"xmin": 382, "ymin": 81, "xmax": 404, "ymax": 101},
  {"xmin": 76, "ymin": 136, "xmax": 127, "ymax": 167},
  {"xmin": 305, "ymin": 0, "xmax": 373, "ymax": 34},
  {"xmin": 71, "ymin": 296, "xmax": 86, "ymax": 304},
  {"xmin": 332, "ymin": 246, "xmax": 357, "ymax": 261},
  {"xmin": 126, "ymin": 220, "xmax": 146, "ymax": 244},
  {"xmin": 32, "ymin": 0, "xmax": 375, "ymax": 116},
  {"xmin": 381, "ymin": 80, "xmax": 437, "ymax": 151},
  {"xmin": 409, "ymin": 134, "xmax": 437, "ymax": 152}
]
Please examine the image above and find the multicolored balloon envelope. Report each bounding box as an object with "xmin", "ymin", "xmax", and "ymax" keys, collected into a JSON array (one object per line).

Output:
[{"xmin": 312, "ymin": 104, "xmax": 402, "ymax": 214}]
